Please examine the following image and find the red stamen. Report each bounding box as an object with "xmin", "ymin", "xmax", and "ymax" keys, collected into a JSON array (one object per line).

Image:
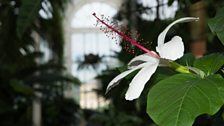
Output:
[{"xmin": 92, "ymin": 13, "xmax": 160, "ymax": 59}]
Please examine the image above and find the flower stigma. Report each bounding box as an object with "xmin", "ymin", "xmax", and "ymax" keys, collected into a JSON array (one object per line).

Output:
[{"xmin": 92, "ymin": 13, "xmax": 160, "ymax": 59}]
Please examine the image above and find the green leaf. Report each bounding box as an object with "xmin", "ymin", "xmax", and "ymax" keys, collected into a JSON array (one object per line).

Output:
[
  {"xmin": 208, "ymin": 7, "xmax": 224, "ymax": 45},
  {"xmin": 25, "ymin": 72, "xmax": 80, "ymax": 85},
  {"xmin": 177, "ymin": 53, "xmax": 195, "ymax": 66},
  {"xmin": 10, "ymin": 80, "xmax": 33, "ymax": 95},
  {"xmin": 153, "ymin": 67, "xmax": 177, "ymax": 83},
  {"xmin": 147, "ymin": 74, "xmax": 224, "ymax": 126},
  {"xmin": 16, "ymin": 0, "xmax": 41, "ymax": 37},
  {"xmin": 194, "ymin": 53, "xmax": 224, "ymax": 76},
  {"xmin": 0, "ymin": 101, "xmax": 13, "ymax": 114},
  {"xmin": 168, "ymin": 0, "xmax": 175, "ymax": 6}
]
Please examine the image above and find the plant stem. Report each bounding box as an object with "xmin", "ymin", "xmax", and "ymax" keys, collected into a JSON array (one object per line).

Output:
[{"xmin": 168, "ymin": 61, "xmax": 191, "ymax": 74}]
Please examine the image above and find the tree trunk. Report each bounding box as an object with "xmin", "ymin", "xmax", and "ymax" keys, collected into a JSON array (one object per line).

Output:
[{"xmin": 190, "ymin": 1, "xmax": 206, "ymax": 58}]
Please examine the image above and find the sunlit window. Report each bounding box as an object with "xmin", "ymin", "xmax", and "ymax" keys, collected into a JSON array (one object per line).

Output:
[
  {"xmin": 72, "ymin": 2, "xmax": 117, "ymax": 28},
  {"xmin": 70, "ymin": 2, "xmax": 120, "ymax": 109},
  {"xmin": 139, "ymin": 0, "xmax": 178, "ymax": 20},
  {"xmin": 71, "ymin": 2, "xmax": 120, "ymax": 82}
]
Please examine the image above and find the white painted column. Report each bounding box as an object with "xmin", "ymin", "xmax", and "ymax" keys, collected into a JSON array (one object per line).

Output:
[{"xmin": 32, "ymin": 31, "xmax": 42, "ymax": 126}]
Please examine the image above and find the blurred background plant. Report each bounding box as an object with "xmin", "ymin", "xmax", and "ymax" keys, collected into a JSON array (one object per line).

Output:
[{"xmin": 0, "ymin": 0, "xmax": 81, "ymax": 126}]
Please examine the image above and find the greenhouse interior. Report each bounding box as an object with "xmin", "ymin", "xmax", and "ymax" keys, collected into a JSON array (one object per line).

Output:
[{"xmin": 0, "ymin": 0, "xmax": 224, "ymax": 126}]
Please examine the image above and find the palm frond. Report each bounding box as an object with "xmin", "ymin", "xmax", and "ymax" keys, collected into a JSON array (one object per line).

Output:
[{"xmin": 16, "ymin": 0, "xmax": 41, "ymax": 37}]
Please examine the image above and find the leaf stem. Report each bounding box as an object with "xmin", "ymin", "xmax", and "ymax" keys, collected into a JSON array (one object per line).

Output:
[{"xmin": 168, "ymin": 61, "xmax": 191, "ymax": 74}]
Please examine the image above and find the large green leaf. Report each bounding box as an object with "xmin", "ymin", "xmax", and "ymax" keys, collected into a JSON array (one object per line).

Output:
[
  {"xmin": 17, "ymin": 0, "xmax": 41, "ymax": 37},
  {"xmin": 208, "ymin": 7, "xmax": 224, "ymax": 45},
  {"xmin": 147, "ymin": 74, "xmax": 224, "ymax": 126},
  {"xmin": 194, "ymin": 53, "xmax": 224, "ymax": 76}
]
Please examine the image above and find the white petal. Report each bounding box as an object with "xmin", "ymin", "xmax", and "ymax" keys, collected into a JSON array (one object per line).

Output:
[
  {"xmin": 125, "ymin": 61, "xmax": 159, "ymax": 101},
  {"xmin": 128, "ymin": 52, "xmax": 158, "ymax": 69},
  {"xmin": 156, "ymin": 36, "xmax": 184, "ymax": 60},
  {"xmin": 106, "ymin": 63, "xmax": 148, "ymax": 93},
  {"xmin": 157, "ymin": 17, "xmax": 199, "ymax": 46}
]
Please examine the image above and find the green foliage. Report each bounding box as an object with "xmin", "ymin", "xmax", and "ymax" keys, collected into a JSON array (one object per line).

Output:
[
  {"xmin": 168, "ymin": 0, "xmax": 175, "ymax": 6},
  {"xmin": 42, "ymin": 98, "xmax": 81, "ymax": 126},
  {"xmin": 10, "ymin": 80, "xmax": 33, "ymax": 95},
  {"xmin": 0, "ymin": 0, "xmax": 80, "ymax": 126},
  {"xmin": 89, "ymin": 108, "xmax": 143, "ymax": 126},
  {"xmin": 194, "ymin": 53, "xmax": 224, "ymax": 76},
  {"xmin": 147, "ymin": 53, "xmax": 224, "ymax": 126},
  {"xmin": 17, "ymin": 0, "xmax": 41, "ymax": 37},
  {"xmin": 177, "ymin": 53, "xmax": 195, "ymax": 66},
  {"xmin": 147, "ymin": 74, "xmax": 224, "ymax": 126},
  {"xmin": 99, "ymin": 54, "xmax": 224, "ymax": 126},
  {"xmin": 208, "ymin": 7, "xmax": 224, "ymax": 45}
]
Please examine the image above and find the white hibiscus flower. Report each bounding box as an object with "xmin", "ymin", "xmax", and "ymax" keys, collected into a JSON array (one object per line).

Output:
[{"xmin": 106, "ymin": 17, "xmax": 199, "ymax": 101}]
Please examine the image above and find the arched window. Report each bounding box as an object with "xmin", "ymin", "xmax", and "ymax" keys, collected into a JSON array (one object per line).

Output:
[
  {"xmin": 71, "ymin": 2, "xmax": 121, "ymax": 81},
  {"xmin": 65, "ymin": 1, "xmax": 121, "ymax": 109}
]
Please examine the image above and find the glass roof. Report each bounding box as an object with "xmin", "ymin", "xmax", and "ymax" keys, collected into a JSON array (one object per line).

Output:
[{"xmin": 71, "ymin": 2, "xmax": 117, "ymax": 28}]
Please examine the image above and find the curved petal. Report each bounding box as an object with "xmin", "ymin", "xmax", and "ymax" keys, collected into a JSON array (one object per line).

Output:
[
  {"xmin": 125, "ymin": 61, "xmax": 159, "ymax": 101},
  {"xmin": 128, "ymin": 52, "xmax": 158, "ymax": 69},
  {"xmin": 156, "ymin": 36, "xmax": 184, "ymax": 60},
  {"xmin": 106, "ymin": 63, "xmax": 148, "ymax": 94},
  {"xmin": 157, "ymin": 17, "xmax": 199, "ymax": 46}
]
